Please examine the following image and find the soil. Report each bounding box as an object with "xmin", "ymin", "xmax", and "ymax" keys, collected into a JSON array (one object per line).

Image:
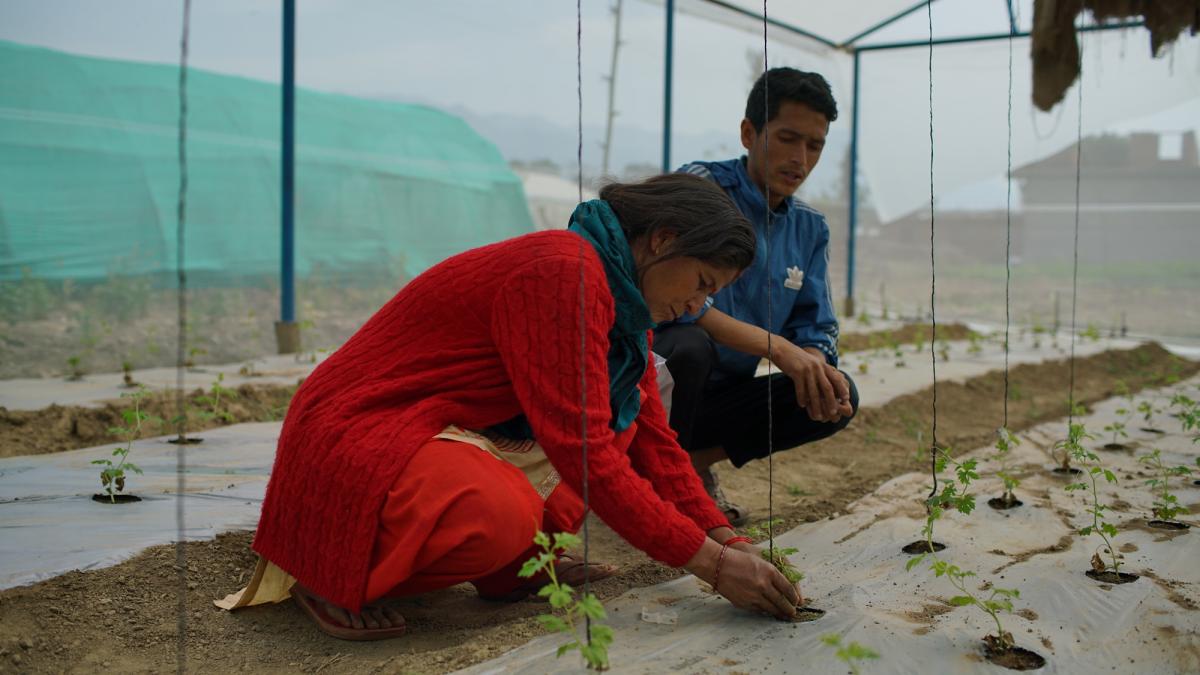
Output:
[
  {"xmin": 1101, "ymin": 442, "xmax": 1130, "ymax": 451},
  {"xmin": 1085, "ymin": 570, "xmax": 1140, "ymax": 584},
  {"xmin": 984, "ymin": 644, "xmax": 1047, "ymax": 671},
  {"xmin": 786, "ymin": 607, "xmax": 825, "ymax": 623},
  {"xmin": 90, "ymin": 494, "xmax": 142, "ymax": 504},
  {"xmin": 0, "ymin": 383, "xmax": 298, "ymax": 458},
  {"xmin": 836, "ymin": 322, "xmax": 973, "ymax": 353},
  {"xmin": 902, "ymin": 541, "xmax": 946, "ymax": 554},
  {"xmin": 0, "ymin": 342, "xmax": 1194, "ymax": 674},
  {"xmin": 1147, "ymin": 520, "xmax": 1190, "ymax": 532},
  {"xmin": 988, "ymin": 496, "xmax": 1024, "ymax": 510}
]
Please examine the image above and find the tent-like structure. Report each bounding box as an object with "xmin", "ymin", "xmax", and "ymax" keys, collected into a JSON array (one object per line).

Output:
[{"xmin": 0, "ymin": 39, "xmax": 534, "ymax": 287}]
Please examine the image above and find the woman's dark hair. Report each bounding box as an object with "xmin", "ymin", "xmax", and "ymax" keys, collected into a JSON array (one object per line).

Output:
[
  {"xmin": 745, "ymin": 67, "xmax": 838, "ymax": 131},
  {"xmin": 600, "ymin": 173, "xmax": 755, "ymax": 272}
]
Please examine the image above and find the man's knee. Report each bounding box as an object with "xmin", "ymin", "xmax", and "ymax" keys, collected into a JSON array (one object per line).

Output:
[{"xmin": 654, "ymin": 324, "xmax": 717, "ymax": 374}]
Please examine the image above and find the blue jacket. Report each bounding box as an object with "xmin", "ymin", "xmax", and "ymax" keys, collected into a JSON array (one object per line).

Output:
[{"xmin": 663, "ymin": 157, "xmax": 840, "ymax": 381}]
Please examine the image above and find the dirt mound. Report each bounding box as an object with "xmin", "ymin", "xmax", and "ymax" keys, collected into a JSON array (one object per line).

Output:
[{"xmin": 0, "ymin": 383, "xmax": 298, "ymax": 458}]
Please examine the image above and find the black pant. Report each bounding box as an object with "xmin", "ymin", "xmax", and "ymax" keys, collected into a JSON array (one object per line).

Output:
[{"xmin": 653, "ymin": 323, "xmax": 859, "ymax": 468}]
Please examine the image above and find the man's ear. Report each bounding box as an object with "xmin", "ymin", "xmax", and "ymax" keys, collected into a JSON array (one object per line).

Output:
[{"xmin": 740, "ymin": 118, "xmax": 758, "ymax": 152}]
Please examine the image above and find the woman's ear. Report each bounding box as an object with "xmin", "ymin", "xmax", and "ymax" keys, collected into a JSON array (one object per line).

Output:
[{"xmin": 650, "ymin": 230, "xmax": 677, "ymax": 257}]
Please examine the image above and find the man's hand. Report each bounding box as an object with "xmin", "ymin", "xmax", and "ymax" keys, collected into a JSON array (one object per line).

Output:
[{"xmin": 776, "ymin": 346, "xmax": 845, "ymax": 423}]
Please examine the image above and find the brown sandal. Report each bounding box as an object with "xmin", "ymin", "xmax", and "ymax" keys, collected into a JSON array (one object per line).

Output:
[{"xmin": 291, "ymin": 585, "xmax": 407, "ymax": 641}]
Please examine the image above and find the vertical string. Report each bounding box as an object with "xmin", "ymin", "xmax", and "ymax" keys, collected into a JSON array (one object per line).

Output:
[
  {"xmin": 174, "ymin": 1, "xmax": 192, "ymax": 672},
  {"xmin": 761, "ymin": 0, "xmax": 774, "ymax": 550},
  {"xmin": 1068, "ymin": 20, "xmax": 1084, "ymax": 424},
  {"xmin": 576, "ymin": 0, "xmax": 591, "ymax": 644},
  {"xmin": 926, "ymin": 0, "xmax": 938, "ymax": 506},
  {"xmin": 1003, "ymin": 3, "xmax": 1014, "ymax": 429}
]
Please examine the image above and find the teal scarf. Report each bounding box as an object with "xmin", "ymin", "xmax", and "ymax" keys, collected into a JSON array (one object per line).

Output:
[
  {"xmin": 489, "ymin": 200, "xmax": 652, "ymax": 439},
  {"xmin": 567, "ymin": 199, "xmax": 655, "ymax": 432}
]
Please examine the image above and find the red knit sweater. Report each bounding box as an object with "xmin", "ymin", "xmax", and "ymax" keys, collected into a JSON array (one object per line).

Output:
[{"xmin": 253, "ymin": 231, "xmax": 729, "ymax": 612}]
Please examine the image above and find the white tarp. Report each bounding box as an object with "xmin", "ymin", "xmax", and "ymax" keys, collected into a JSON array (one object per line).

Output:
[{"xmin": 465, "ymin": 377, "xmax": 1200, "ymax": 674}]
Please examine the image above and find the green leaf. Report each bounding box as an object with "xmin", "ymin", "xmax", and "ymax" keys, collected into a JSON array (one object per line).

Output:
[
  {"xmin": 906, "ymin": 554, "xmax": 927, "ymax": 572},
  {"xmin": 948, "ymin": 596, "xmax": 974, "ymax": 606},
  {"xmin": 518, "ymin": 557, "xmax": 545, "ymax": 579},
  {"xmin": 844, "ymin": 643, "xmax": 880, "ymax": 660},
  {"xmin": 589, "ymin": 623, "xmax": 614, "ymax": 647},
  {"xmin": 532, "ymin": 530, "xmax": 551, "ymax": 550},
  {"xmin": 580, "ymin": 643, "xmax": 610, "ymax": 670},
  {"xmin": 548, "ymin": 587, "xmax": 574, "ymax": 609},
  {"xmin": 90, "ymin": 459, "xmax": 110, "ymax": 466},
  {"xmin": 553, "ymin": 532, "xmax": 582, "ymax": 551},
  {"xmin": 537, "ymin": 614, "xmax": 570, "ymax": 633},
  {"xmin": 821, "ymin": 634, "xmax": 842, "ymax": 647},
  {"xmin": 1102, "ymin": 470, "xmax": 1117, "ymax": 484},
  {"xmin": 1079, "ymin": 526, "xmax": 1093, "ymax": 536},
  {"xmin": 1101, "ymin": 523, "xmax": 1119, "ymax": 538},
  {"xmin": 577, "ymin": 594, "xmax": 607, "ymax": 620},
  {"xmin": 555, "ymin": 641, "xmax": 580, "ymax": 658}
]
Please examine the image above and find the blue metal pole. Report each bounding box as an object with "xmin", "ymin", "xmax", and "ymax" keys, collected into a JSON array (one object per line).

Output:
[
  {"xmin": 661, "ymin": 0, "xmax": 674, "ymax": 173},
  {"xmin": 846, "ymin": 49, "xmax": 861, "ymax": 316},
  {"xmin": 281, "ymin": 0, "xmax": 295, "ymax": 326}
]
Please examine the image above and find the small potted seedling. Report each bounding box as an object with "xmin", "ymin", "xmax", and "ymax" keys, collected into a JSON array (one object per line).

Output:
[
  {"xmin": 1101, "ymin": 417, "xmax": 1129, "ymax": 451},
  {"xmin": 820, "ymin": 634, "xmax": 879, "ymax": 674},
  {"xmin": 905, "ymin": 445, "xmax": 1044, "ymax": 670},
  {"xmin": 744, "ymin": 519, "xmax": 821, "ymax": 622},
  {"xmin": 184, "ymin": 346, "xmax": 207, "ymax": 372},
  {"xmin": 66, "ymin": 354, "xmax": 86, "ymax": 381},
  {"xmin": 1138, "ymin": 449, "xmax": 1191, "ymax": 532},
  {"xmin": 92, "ymin": 388, "xmax": 159, "ymax": 504},
  {"xmin": 195, "ymin": 373, "xmax": 238, "ymax": 424},
  {"xmin": 1136, "ymin": 400, "xmax": 1165, "ymax": 434},
  {"xmin": 1063, "ymin": 423, "xmax": 1137, "ymax": 584},
  {"xmin": 519, "ymin": 531, "xmax": 613, "ymax": 671},
  {"xmin": 1050, "ymin": 407, "xmax": 1089, "ymax": 476},
  {"xmin": 989, "ymin": 427, "xmax": 1023, "ymax": 510},
  {"xmin": 120, "ymin": 360, "xmax": 139, "ymax": 389}
]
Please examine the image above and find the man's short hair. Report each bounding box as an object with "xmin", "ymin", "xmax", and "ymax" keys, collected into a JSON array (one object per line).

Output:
[{"xmin": 745, "ymin": 68, "xmax": 838, "ymax": 131}]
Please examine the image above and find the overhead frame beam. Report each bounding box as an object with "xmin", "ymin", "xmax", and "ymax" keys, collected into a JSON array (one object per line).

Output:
[
  {"xmin": 697, "ymin": 0, "xmax": 839, "ymax": 48},
  {"xmin": 842, "ymin": 0, "xmax": 934, "ymax": 47},
  {"xmin": 855, "ymin": 19, "xmax": 1144, "ymax": 51}
]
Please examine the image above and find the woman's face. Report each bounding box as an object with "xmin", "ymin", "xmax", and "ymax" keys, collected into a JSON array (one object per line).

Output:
[{"xmin": 636, "ymin": 231, "xmax": 740, "ymax": 323}]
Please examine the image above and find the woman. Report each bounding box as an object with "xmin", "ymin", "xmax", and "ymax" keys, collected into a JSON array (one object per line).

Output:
[{"xmin": 230, "ymin": 173, "xmax": 805, "ymax": 639}]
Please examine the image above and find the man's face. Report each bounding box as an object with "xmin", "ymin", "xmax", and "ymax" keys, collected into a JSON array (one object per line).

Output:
[{"xmin": 741, "ymin": 100, "xmax": 829, "ymax": 203}]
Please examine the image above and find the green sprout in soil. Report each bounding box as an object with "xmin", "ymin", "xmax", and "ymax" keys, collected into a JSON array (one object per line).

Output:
[
  {"xmin": 1051, "ymin": 406, "xmax": 1090, "ymax": 473},
  {"xmin": 66, "ymin": 354, "xmax": 86, "ymax": 381},
  {"xmin": 937, "ymin": 341, "xmax": 950, "ymax": 363},
  {"xmin": 857, "ymin": 310, "xmax": 871, "ymax": 326},
  {"xmin": 92, "ymin": 388, "xmax": 159, "ymax": 502},
  {"xmin": 519, "ymin": 531, "xmax": 613, "ymax": 671},
  {"xmin": 1103, "ymin": 419, "xmax": 1128, "ymax": 447},
  {"xmin": 1082, "ymin": 323, "xmax": 1101, "ymax": 342},
  {"xmin": 121, "ymin": 360, "xmax": 138, "ymax": 388},
  {"xmin": 821, "ymin": 633, "xmax": 879, "ymax": 675},
  {"xmin": 1137, "ymin": 400, "xmax": 1162, "ymax": 428},
  {"xmin": 1061, "ymin": 422, "xmax": 1125, "ymax": 575},
  {"xmin": 184, "ymin": 346, "xmax": 207, "ymax": 370},
  {"xmin": 195, "ymin": 373, "xmax": 238, "ymax": 424},
  {"xmin": 908, "ymin": 443, "xmax": 1022, "ymax": 654},
  {"xmin": 1138, "ymin": 449, "xmax": 1192, "ymax": 522},
  {"xmin": 857, "ymin": 361, "xmax": 870, "ymax": 375},
  {"xmin": 991, "ymin": 427, "xmax": 1021, "ymax": 506},
  {"xmin": 967, "ymin": 332, "xmax": 983, "ymax": 356},
  {"xmin": 787, "ymin": 484, "xmax": 809, "ymax": 497},
  {"xmin": 744, "ymin": 518, "xmax": 804, "ymax": 585}
]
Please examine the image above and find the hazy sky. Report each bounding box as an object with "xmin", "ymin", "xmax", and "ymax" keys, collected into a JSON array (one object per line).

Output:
[{"xmin": 3, "ymin": 0, "xmax": 1196, "ymax": 214}]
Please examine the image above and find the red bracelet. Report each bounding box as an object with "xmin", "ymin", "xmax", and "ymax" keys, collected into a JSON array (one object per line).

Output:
[
  {"xmin": 713, "ymin": 542, "xmax": 731, "ymax": 594},
  {"xmin": 723, "ymin": 535, "xmax": 753, "ymax": 547}
]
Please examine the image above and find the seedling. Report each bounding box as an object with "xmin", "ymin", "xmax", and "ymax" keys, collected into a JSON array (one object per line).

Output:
[
  {"xmin": 908, "ymin": 444, "xmax": 1023, "ymax": 656},
  {"xmin": 185, "ymin": 346, "xmax": 207, "ymax": 371},
  {"xmin": 519, "ymin": 531, "xmax": 613, "ymax": 670},
  {"xmin": 1138, "ymin": 449, "xmax": 1192, "ymax": 523},
  {"xmin": 820, "ymin": 633, "xmax": 879, "ymax": 675},
  {"xmin": 121, "ymin": 360, "xmax": 138, "ymax": 388},
  {"xmin": 66, "ymin": 354, "xmax": 85, "ymax": 381},
  {"xmin": 1061, "ymin": 422, "xmax": 1127, "ymax": 577},
  {"xmin": 990, "ymin": 427, "xmax": 1021, "ymax": 507},
  {"xmin": 238, "ymin": 361, "xmax": 261, "ymax": 377},
  {"xmin": 857, "ymin": 310, "xmax": 871, "ymax": 326},
  {"xmin": 967, "ymin": 332, "xmax": 983, "ymax": 356},
  {"xmin": 1102, "ymin": 419, "xmax": 1128, "ymax": 448},
  {"xmin": 1137, "ymin": 400, "xmax": 1164, "ymax": 432},
  {"xmin": 195, "ymin": 373, "xmax": 238, "ymax": 424},
  {"xmin": 92, "ymin": 388, "xmax": 158, "ymax": 502},
  {"xmin": 787, "ymin": 484, "xmax": 810, "ymax": 497},
  {"xmin": 937, "ymin": 341, "xmax": 950, "ymax": 363},
  {"xmin": 1082, "ymin": 323, "xmax": 1101, "ymax": 342},
  {"xmin": 745, "ymin": 518, "xmax": 804, "ymax": 584},
  {"xmin": 857, "ymin": 361, "xmax": 869, "ymax": 375},
  {"xmin": 1051, "ymin": 406, "xmax": 1090, "ymax": 473}
]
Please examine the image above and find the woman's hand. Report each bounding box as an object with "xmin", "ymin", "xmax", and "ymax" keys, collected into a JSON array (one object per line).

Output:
[{"xmin": 685, "ymin": 539, "xmax": 801, "ymax": 619}]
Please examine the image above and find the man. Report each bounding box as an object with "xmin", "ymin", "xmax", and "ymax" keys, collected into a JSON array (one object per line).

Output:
[{"xmin": 654, "ymin": 67, "xmax": 858, "ymax": 526}]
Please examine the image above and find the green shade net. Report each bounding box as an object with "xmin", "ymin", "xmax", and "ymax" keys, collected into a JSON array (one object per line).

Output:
[{"xmin": 0, "ymin": 39, "xmax": 535, "ymax": 286}]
